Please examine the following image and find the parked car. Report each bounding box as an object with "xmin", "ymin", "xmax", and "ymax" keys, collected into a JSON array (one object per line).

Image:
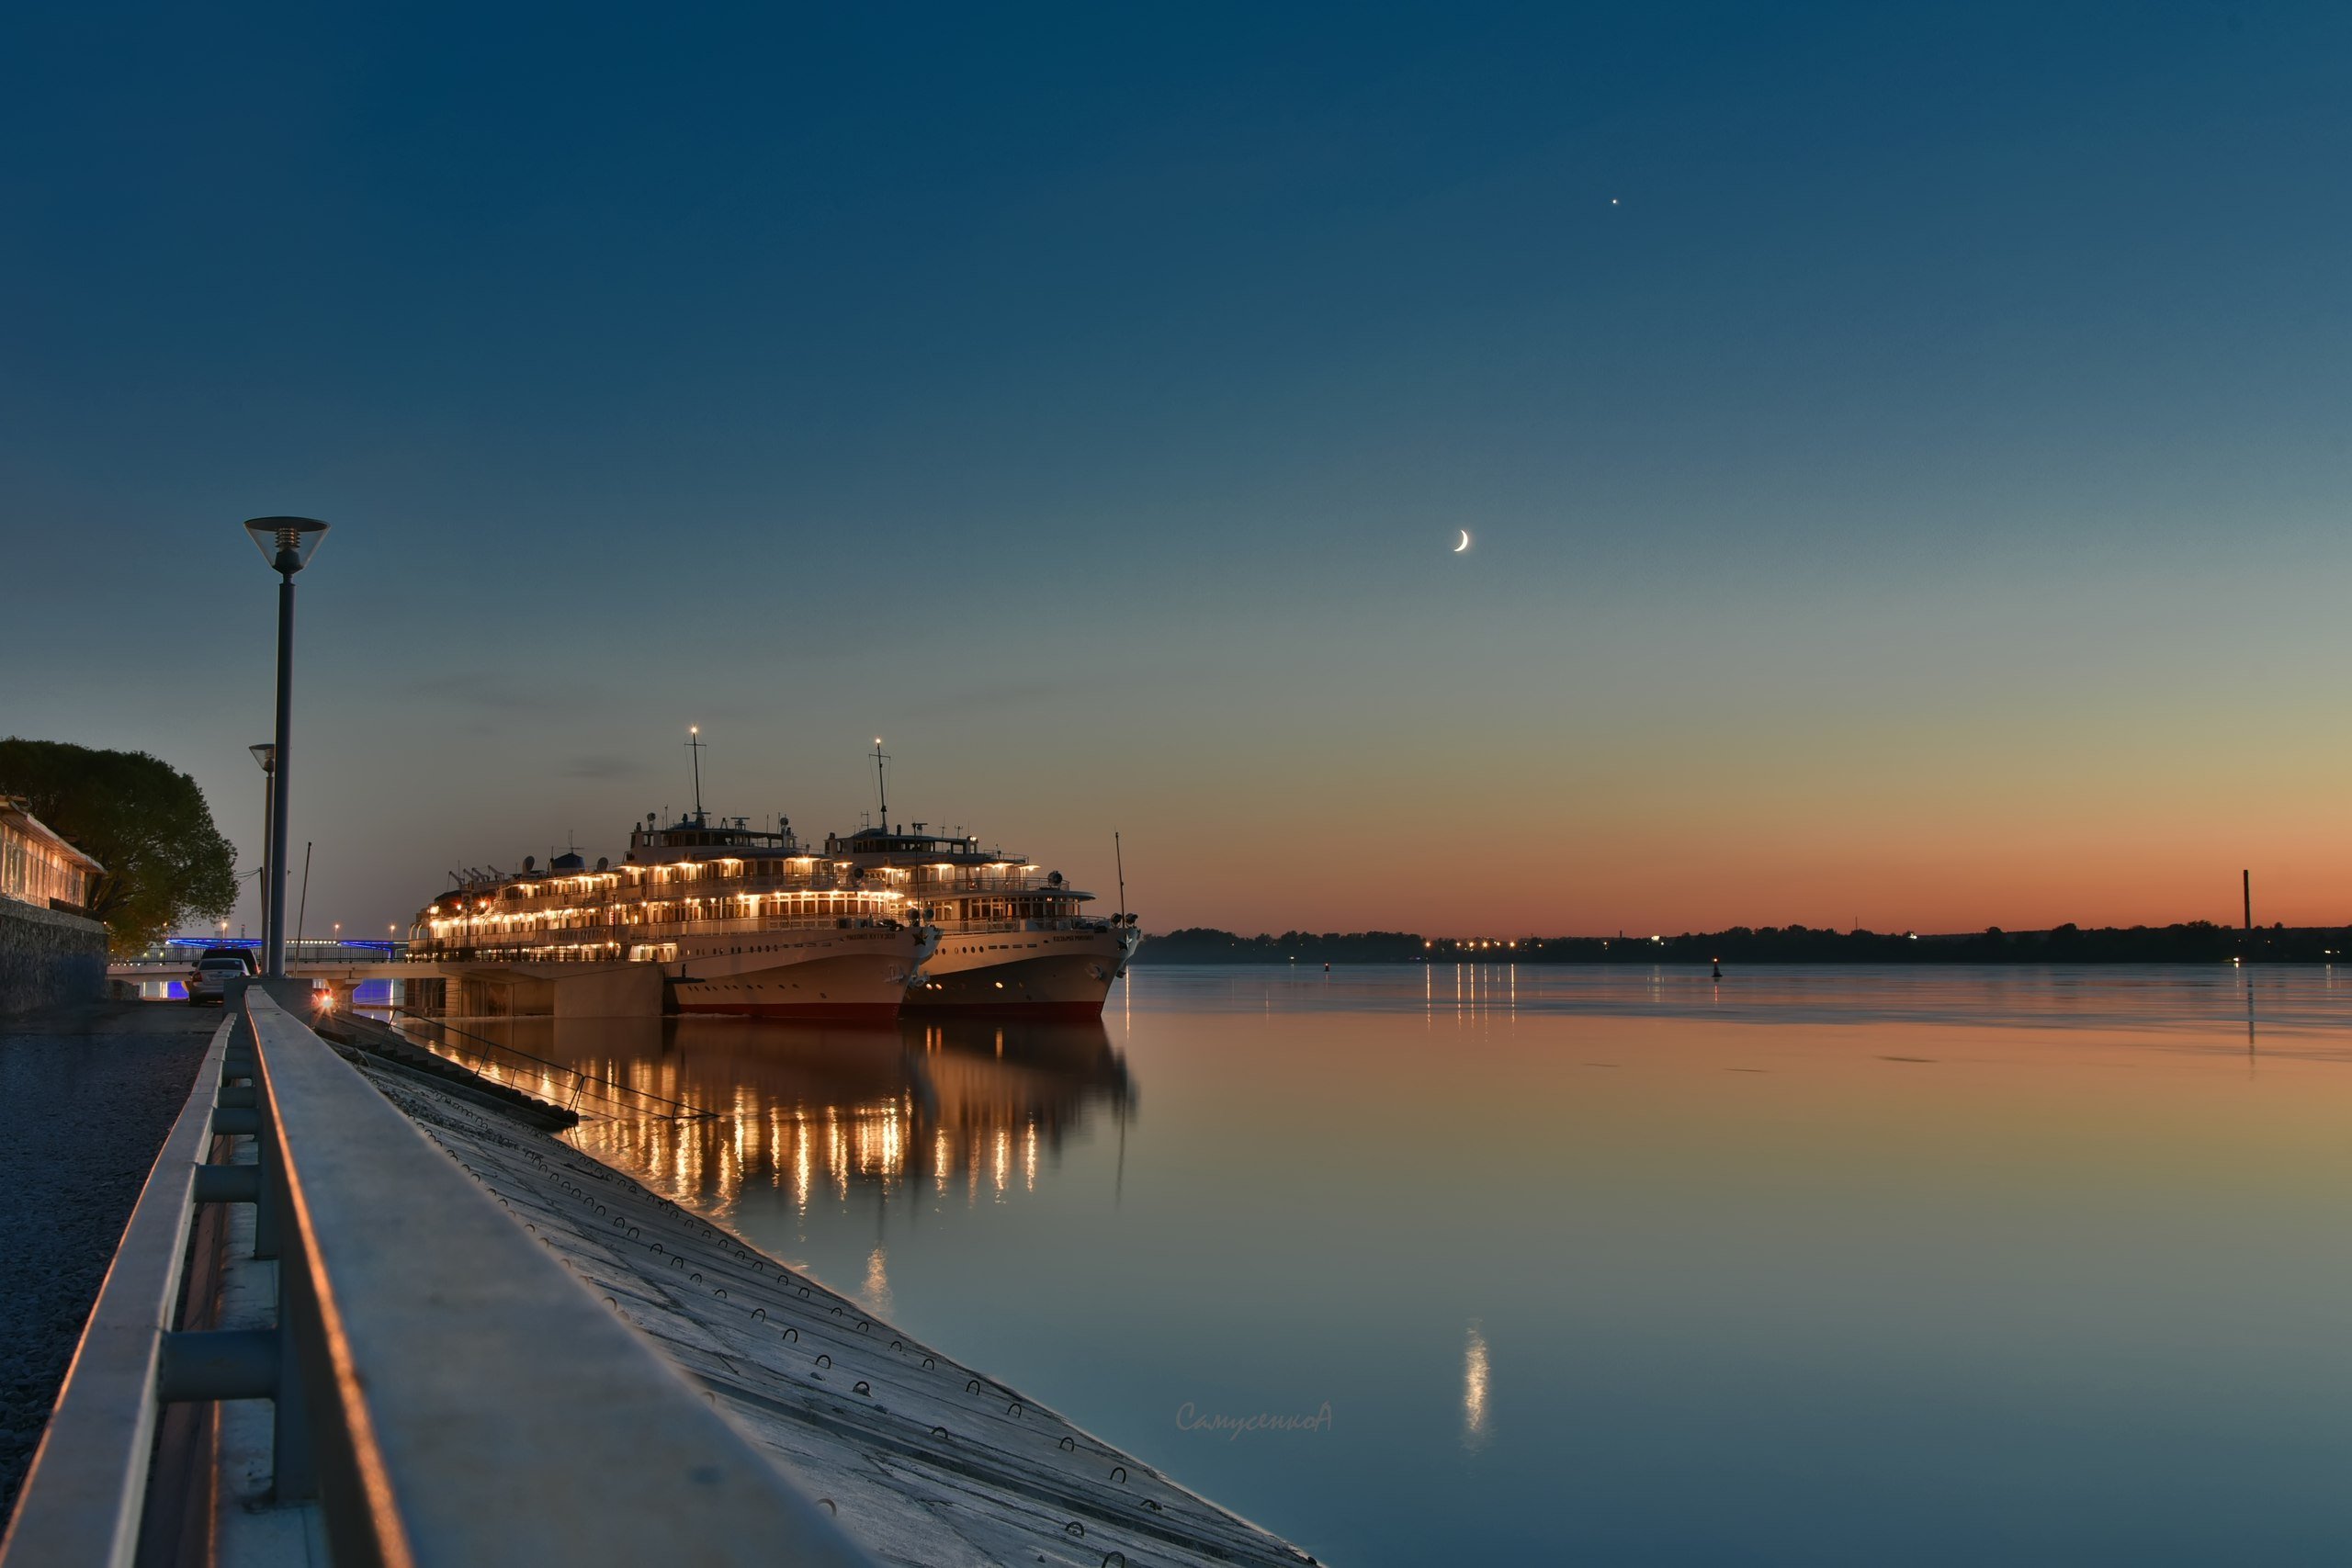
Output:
[
  {"xmin": 186, "ymin": 954, "xmax": 253, "ymax": 1006},
  {"xmin": 197, "ymin": 946, "xmax": 260, "ymax": 975}
]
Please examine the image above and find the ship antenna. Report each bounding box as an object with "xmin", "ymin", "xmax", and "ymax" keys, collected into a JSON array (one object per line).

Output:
[
  {"xmin": 1114, "ymin": 829, "xmax": 1127, "ymax": 923},
  {"xmin": 872, "ymin": 738, "xmax": 890, "ymax": 828},
  {"xmin": 686, "ymin": 725, "xmax": 707, "ymax": 825}
]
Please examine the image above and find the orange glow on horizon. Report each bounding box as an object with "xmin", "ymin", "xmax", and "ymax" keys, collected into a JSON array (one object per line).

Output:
[{"xmin": 1120, "ymin": 772, "xmax": 2352, "ymax": 936}]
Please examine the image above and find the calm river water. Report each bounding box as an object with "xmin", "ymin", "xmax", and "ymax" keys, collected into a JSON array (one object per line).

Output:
[{"xmin": 414, "ymin": 964, "xmax": 2352, "ymax": 1563}]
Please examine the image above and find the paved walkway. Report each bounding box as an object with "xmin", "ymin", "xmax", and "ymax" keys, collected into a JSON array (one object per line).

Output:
[{"xmin": 0, "ymin": 1001, "xmax": 214, "ymax": 1522}]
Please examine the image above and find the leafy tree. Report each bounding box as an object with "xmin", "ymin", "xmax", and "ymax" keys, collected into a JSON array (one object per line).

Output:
[{"xmin": 0, "ymin": 738, "xmax": 238, "ymax": 953}]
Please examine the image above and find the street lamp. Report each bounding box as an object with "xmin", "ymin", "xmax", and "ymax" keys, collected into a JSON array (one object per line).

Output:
[
  {"xmin": 243, "ymin": 516, "xmax": 330, "ymax": 979},
  {"xmin": 248, "ymin": 743, "xmax": 275, "ymax": 953}
]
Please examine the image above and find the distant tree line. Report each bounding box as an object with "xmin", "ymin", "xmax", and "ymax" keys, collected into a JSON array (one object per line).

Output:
[
  {"xmin": 1138, "ymin": 930, "xmax": 1430, "ymax": 964},
  {"xmin": 1135, "ymin": 921, "xmax": 2349, "ymax": 964}
]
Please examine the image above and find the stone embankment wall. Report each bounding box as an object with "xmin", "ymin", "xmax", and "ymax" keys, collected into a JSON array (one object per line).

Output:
[{"xmin": 0, "ymin": 899, "xmax": 107, "ymax": 1016}]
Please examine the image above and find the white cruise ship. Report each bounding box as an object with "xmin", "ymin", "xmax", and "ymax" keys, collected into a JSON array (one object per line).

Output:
[
  {"xmin": 410, "ymin": 814, "xmax": 935, "ymax": 1021},
  {"xmin": 825, "ymin": 825, "xmax": 1139, "ymax": 1016}
]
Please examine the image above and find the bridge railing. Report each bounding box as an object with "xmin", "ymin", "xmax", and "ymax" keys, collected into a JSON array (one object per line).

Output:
[
  {"xmin": 0, "ymin": 987, "xmax": 871, "ymax": 1567},
  {"xmin": 113, "ymin": 939, "xmax": 413, "ymax": 970}
]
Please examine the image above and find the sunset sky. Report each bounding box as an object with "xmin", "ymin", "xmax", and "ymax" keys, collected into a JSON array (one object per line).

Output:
[{"xmin": 7, "ymin": 4, "xmax": 2350, "ymax": 938}]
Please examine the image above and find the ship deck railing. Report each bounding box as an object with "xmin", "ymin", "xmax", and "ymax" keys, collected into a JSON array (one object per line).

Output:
[
  {"xmin": 421, "ymin": 914, "xmax": 916, "ymax": 954},
  {"xmin": 415, "ymin": 913, "xmax": 1124, "ymax": 961},
  {"xmin": 439, "ymin": 866, "xmax": 1072, "ymax": 911},
  {"xmin": 928, "ymin": 917, "xmax": 1124, "ymax": 936},
  {"xmin": 434, "ymin": 911, "xmax": 906, "ymax": 937}
]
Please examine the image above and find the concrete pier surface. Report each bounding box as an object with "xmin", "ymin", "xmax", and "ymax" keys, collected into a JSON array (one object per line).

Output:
[
  {"xmin": 362, "ymin": 1060, "xmax": 1318, "ymax": 1568},
  {"xmin": 0, "ymin": 1002, "xmax": 214, "ymax": 1521}
]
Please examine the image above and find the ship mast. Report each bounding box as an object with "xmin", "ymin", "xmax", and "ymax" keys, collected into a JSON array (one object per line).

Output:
[
  {"xmin": 686, "ymin": 725, "xmax": 707, "ymax": 825},
  {"xmin": 872, "ymin": 738, "xmax": 890, "ymax": 829}
]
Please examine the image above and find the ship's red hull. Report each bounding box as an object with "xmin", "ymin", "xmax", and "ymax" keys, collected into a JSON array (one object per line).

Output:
[
  {"xmin": 902, "ymin": 998, "xmax": 1109, "ymax": 1020},
  {"xmin": 903, "ymin": 948, "xmax": 1124, "ymax": 1018},
  {"xmin": 672, "ymin": 998, "xmax": 902, "ymax": 1022}
]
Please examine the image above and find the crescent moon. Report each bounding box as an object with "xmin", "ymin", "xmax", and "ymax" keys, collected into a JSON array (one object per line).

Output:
[{"xmin": 1453, "ymin": 529, "xmax": 1471, "ymax": 553}]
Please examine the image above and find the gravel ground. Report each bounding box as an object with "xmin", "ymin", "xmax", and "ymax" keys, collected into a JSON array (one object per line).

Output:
[{"xmin": 0, "ymin": 1001, "xmax": 215, "ymax": 1526}]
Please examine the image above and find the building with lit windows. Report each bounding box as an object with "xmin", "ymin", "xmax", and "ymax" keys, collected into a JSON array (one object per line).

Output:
[
  {"xmin": 0, "ymin": 796, "xmax": 107, "ymax": 1014},
  {"xmin": 2, "ymin": 796, "xmax": 102, "ymax": 911}
]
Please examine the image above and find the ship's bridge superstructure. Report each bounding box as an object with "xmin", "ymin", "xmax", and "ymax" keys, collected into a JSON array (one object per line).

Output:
[{"xmin": 823, "ymin": 825, "xmax": 1116, "ymax": 936}]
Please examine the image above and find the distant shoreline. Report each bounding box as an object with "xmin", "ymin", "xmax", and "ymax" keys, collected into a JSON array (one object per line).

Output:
[{"xmin": 1133, "ymin": 923, "xmax": 2346, "ymax": 966}]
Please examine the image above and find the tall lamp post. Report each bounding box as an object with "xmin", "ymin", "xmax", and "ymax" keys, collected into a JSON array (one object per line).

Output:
[
  {"xmin": 248, "ymin": 743, "xmax": 276, "ymax": 954},
  {"xmin": 243, "ymin": 516, "xmax": 330, "ymax": 980}
]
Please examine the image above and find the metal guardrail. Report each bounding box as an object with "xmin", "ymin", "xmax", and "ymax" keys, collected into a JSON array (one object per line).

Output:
[{"xmin": 1, "ymin": 987, "xmax": 872, "ymax": 1568}]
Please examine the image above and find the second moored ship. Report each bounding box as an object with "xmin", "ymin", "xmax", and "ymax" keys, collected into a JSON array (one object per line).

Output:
[{"xmin": 829, "ymin": 824, "xmax": 1142, "ymax": 1018}]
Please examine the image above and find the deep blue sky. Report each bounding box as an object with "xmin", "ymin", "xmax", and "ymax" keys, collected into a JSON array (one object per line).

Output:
[{"xmin": 7, "ymin": 3, "xmax": 2350, "ymax": 936}]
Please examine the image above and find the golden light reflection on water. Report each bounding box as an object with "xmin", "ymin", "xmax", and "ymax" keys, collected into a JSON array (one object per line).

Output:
[
  {"xmin": 828, "ymin": 1111, "xmax": 849, "ymax": 1202},
  {"xmin": 1463, "ymin": 1320, "xmax": 1491, "ymax": 1451},
  {"xmin": 1430, "ymin": 963, "xmax": 1521, "ymax": 1024},
  {"xmin": 403, "ymin": 1013, "xmax": 1132, "ymax": 1227}
]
